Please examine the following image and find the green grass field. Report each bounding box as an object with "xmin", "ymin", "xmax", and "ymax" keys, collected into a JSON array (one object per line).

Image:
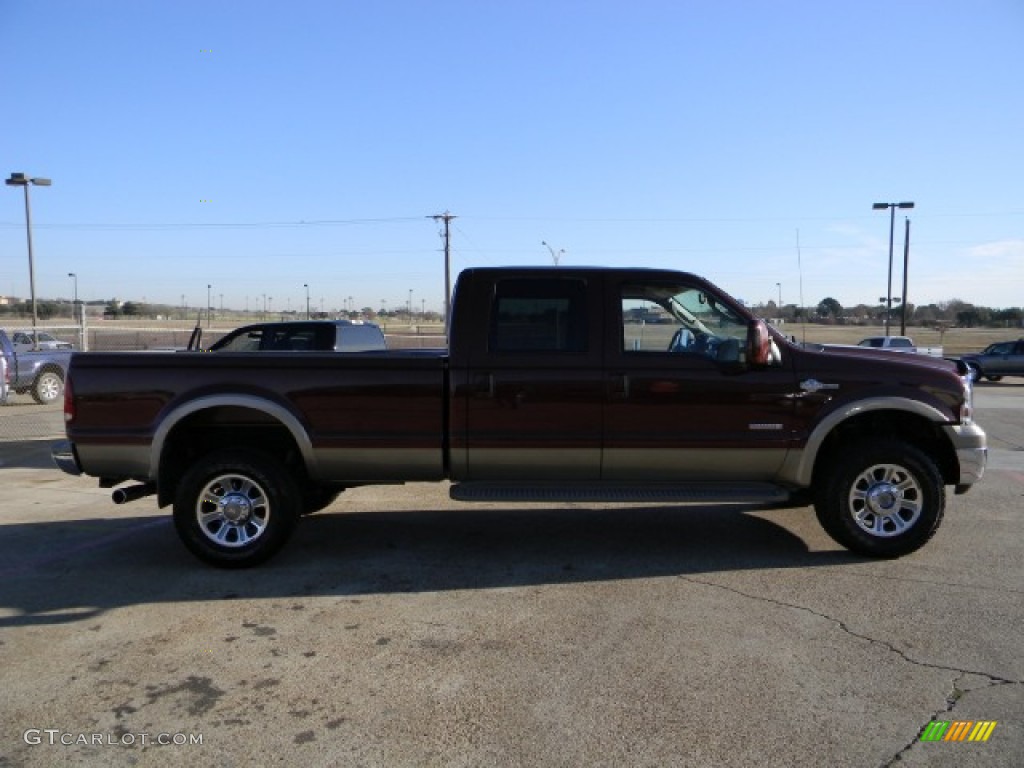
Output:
[{"xmin": 779, "ymin": 324, "xmax": 1017, "ymax": 356}]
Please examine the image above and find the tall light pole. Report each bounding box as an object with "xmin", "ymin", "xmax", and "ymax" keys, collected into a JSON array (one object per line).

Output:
[
  {"xmin": 68, "ymin": 272, "xmax": 78, "ymax": 321},
  {"xmin": 207, "ymin": 284, "xmax": 212, "ymax": 327},
  {"xmin": 776, "ymin": 282, "xmax": 782, "ymax": 309},
  {"xmin": 304, "ymin": 283, "xmax": 310, "ymax": 319},
  {"xmin": 872, "ymin": 201, "xmax": 914, "ymax": 335},
  {"xmin": 6, "ymin": 172, "xmax": 52, "ymax": 349},
  {"xmin": 408, "ymin": 289, "xmax": 413, "ymax": 320},
  {"xmin": 542, "ymin": 240, "xmax": 565, "ymax": 266},
  {"xmin": 900, "ymin": 217, "xmax": 912, "ymax": 336}
]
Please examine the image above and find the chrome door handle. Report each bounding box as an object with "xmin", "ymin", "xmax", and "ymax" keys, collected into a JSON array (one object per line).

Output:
[{"xmin": 800, "ymin": 378, "xmax": 839, "ymax": 393}]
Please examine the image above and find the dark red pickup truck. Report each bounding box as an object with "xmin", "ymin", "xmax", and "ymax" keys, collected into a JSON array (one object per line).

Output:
[{"xmin": 52, "ymin": 267, "xmax": 987, "ymax": 567}]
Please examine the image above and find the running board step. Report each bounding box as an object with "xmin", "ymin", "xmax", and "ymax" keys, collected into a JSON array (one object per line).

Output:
[{"xmin": 449, "ymin": 482, "xmax": 790, "ymax": 504}]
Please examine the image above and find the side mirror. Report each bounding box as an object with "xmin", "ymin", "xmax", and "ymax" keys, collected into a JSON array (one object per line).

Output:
[{"xmin": 747, "ymin": 319, "xmax": 772, "ymax": 366}]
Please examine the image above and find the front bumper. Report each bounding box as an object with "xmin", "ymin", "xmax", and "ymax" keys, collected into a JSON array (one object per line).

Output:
[
  {"xmin": 51, "ymin": 440, "xmax": 82, "ymax": 476},
  {"xmin": 942, "ymin": 423, "xmax": 987, "ymax": 491}
]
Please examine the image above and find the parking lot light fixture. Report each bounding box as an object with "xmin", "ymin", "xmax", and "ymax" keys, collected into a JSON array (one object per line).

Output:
[
  {"xmin": 68, "ymin": 272, "xmax": 78, "ymax": 320},
  {"xmin": 6, "ymin": 172, "xmax": 52, "ymax": 350},
  {"xmin": 872, "ymin": 201, "xmax": 914, "ymax": 335}
]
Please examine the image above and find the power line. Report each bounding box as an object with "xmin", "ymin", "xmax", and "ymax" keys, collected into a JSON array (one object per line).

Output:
[{"xmin": 0, "ymin": 216, "xmax": 426, "ymax": 231}]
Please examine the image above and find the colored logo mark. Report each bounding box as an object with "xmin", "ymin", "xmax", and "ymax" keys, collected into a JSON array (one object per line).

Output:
[{"xmin": 921, "ymin": 721, "xmax": 997, "ymax": 742}]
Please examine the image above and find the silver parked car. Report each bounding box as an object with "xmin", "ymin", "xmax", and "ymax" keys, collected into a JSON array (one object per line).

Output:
[{"xmin": 11, "ymin": 331, "xmax": 74, "ymax": 351}]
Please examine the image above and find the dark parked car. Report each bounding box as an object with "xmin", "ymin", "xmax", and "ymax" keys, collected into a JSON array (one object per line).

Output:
[
  {"xmin": 206, "ymin": 320, "xmax": 387, "ymax": 352},
  {"xmin": 958, "ymin": 339, "xmax": 1024, "ymax": 382}
]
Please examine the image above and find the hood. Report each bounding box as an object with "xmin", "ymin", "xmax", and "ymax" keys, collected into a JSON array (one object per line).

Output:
[{"xmin": 806, "ymin": 342, "xmax": 964, "ymax": 376}]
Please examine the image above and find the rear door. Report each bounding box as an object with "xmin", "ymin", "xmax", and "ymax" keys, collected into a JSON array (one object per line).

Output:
[{"xmin": 453, "ymin": 273, "xmax": 605, "ymax": 481}]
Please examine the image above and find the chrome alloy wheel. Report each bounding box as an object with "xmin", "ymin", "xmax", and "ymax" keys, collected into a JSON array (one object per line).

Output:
[
  {"xmin": 34, "ymin": 371, "xmax": 64, "ymax": 404},
  {"xmin": 195, "ymin": 473, "xmax": 270, "ymax": 548},
  {"xmin": 848, "ymin": 463, "xmax": 923, "ymax": 537}
]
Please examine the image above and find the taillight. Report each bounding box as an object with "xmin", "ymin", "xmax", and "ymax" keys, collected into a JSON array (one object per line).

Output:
[{"xmin": 63, "ymin": 374, "xmax": 75, "ymax": 425}]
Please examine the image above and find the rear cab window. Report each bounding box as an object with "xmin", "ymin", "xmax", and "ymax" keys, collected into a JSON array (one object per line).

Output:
[{"xmin": 489, "ymin": 278, "xmax": 589, "ymax": 355}]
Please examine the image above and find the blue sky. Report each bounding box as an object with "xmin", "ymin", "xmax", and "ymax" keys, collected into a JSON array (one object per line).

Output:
[{"xmin": 2, "ymin": 0, "xmax": 1022, "ymax": 315}]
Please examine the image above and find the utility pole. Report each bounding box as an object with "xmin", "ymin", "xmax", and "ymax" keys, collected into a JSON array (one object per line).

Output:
[
  {"xmin": 900, "ymin": 217, "xmax": 911, "ymax": 336},
  {"xmin": 430, "ymin": 211, "xmax": 456, "ymax": 328}
]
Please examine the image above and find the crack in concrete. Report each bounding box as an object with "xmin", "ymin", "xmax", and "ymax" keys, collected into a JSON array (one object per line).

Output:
[{"xmin": 678, "ymin": 575, "xmax": 1022, "ymax": 767}]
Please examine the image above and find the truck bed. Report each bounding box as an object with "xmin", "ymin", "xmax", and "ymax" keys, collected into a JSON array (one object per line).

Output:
[{"xmin": 67, "ymin": 350, "xmax": 449, "ymax": 485}]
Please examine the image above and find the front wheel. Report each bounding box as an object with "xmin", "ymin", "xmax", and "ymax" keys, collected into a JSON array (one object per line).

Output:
[
  {"xmin": 173, "ymin": 450, "xmax": 300, "ymax": 568},
  {"xmin": 814, "ymin": 439, "xmax": 945, "ymax": 557}
]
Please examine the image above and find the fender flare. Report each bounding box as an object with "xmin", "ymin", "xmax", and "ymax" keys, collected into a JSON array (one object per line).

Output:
[
  {"xmin": 150, "ymin": 394, "xmax": 318, "ymax": 479},
  {"xmin": 779, "ymin": 396, "xmax": 950, "ymax": 487}
]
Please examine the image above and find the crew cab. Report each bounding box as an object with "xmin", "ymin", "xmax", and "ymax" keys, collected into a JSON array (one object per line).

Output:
[{"xmin": 52, "ymin": 267, "xmax": 987, "ymax": 567}]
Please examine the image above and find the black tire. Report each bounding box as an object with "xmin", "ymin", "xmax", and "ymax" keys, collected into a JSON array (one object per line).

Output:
[
  {"xmin": 173, "ymin": 450, "xmax": 300, "ymax": 568},
  {"xmin": 32, "ymin": 370, "xmax": 64, "ymax": 405},
  {"xmin": 985, "ymin": 375, "xmax": 1003, "ymax": 382},
  {"xmin": 814, "ymin": 439, "xmax": 945, "ymax": 558}
]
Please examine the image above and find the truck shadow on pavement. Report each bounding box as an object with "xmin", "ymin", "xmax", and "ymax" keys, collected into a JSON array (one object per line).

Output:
[{"xmin": 0, "ymin": 504, "xmax": 861, "ymax": 627}]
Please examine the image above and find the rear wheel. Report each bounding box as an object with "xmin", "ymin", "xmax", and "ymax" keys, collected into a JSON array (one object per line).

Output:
[
  {"xmin": 32, "ymin": 370, "xmax": 64, "ymax": 404},
  {"xmin": 815, "ymin": 439, "xmax": 945, "ymax": 557},
  {"xmin": 173, "ymin": 450, "xmax": 300, "ymax": 568}
]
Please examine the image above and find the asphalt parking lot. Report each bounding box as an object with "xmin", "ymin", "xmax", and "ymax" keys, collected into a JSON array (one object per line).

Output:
[{"xmin": 1, "ymin": 384, "xmax": 1022, "ymax": 767}]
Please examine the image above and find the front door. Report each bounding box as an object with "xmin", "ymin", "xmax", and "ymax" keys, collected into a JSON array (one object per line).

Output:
[{"xmin": 603, "ymin": 276, "xmax": 797, "ymax": 481}]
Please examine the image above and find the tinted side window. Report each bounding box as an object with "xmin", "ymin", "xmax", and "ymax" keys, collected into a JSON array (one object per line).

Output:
[
  {"xmin": 489, "ymin": 279, "xmax": 588, "ymax": 354},
  {"xmin": 212, "ymin": 329, "xmax": 263, "ymax": 351},
  {"xmin": 262, "ymin": 327, "xmax": 318, "ymax": 350}
]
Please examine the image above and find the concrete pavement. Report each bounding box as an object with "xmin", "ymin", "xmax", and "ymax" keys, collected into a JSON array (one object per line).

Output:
[{"xmin": 1, "ymin": 382, "xmax": 1021, "ymax": 767}]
